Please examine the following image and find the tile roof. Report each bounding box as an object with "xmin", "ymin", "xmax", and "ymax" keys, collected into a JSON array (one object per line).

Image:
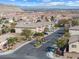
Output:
[
  {"xmin": 69, "ymin": 35, "xmax": 79, "ymax": 44},
  {"xmin": 15, "ymin": 21, "xmax": 52, "ymax": 28},
  {"xmin": 69, "ymin": 26, "xmax": 79, "ymax": 30}
]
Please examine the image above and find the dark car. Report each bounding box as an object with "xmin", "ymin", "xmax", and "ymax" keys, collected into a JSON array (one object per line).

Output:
[
  {"xmin": 36, "ymin": 20, "xmax": 41, "ymax": 23},
  {"xmin": 57, "ymin": 32, "xmax": 64, "ymax": 34},
  {"xmin": 45, "ymin": 47, "xmax": 56, "ymax": 53},
  {"xmin": 43, "ymin": 32, "xmax": 48, "ymax": 35}
]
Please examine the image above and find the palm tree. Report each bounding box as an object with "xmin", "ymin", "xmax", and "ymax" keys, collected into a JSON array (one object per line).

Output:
[
  {"xmin": 50, "ymin": 16, "xmax": 54, "ymax": 21},
  {"xmin": 64, "ymin": 32, "xmax": 70, "ymax": 38},
  {"xmin": 56, "ymin": 39, "xmax": 66, "ymax": 48},
  {"xmin": 45, "ymin": 17, "xmax": 49, "ymax": 22},
  {"xmin": 33, "ymin": 32, "xmax": 44, "ymax": 43},
  {"xmin": 44, "ymin": 27, "xmax": 49, "ymax": 32},
  {"xmin": 1, "ymin": 25, "xmax": 10, "ymax": 34},
  {"xmin": 7, "ymin": 37, "xmax": 17, "ymax": 46},
  {"xmin": 10, "ymin": 22, "xmax": 16, "ymax": 28},
  {"xmin": 72, "ymin": 20, "xmax": 79, "ymax": 26},
  {"xmin": 55, "ymin": 38, "xmax": 66, "ymax": 56}
]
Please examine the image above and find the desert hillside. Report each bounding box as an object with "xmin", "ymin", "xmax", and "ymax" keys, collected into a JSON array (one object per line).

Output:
[{"xmin": 0, "ymin": 4, "xmax": 23, "ymax": 12}]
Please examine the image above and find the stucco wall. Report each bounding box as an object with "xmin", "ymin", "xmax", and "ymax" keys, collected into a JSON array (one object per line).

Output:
[
  {"xmin": 15, "ymin": 28, "xmax": 23, "ymax": 33},
  {"xmin": 69, "ymin": 30, "xmax": 79, "ymax": 35},
  {"xmin": 69, "ymin": 42, "xmax": 79, "ymax": 53},
  {"xmin": 15, "ymin": 27, "xmax": 45, "ymax": 33}
]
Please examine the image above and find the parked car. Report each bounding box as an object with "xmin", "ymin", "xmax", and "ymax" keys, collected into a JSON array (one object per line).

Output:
[
  {"xmin": 57, "ymin": 32, "xmax": 64, "ymax": 34},
  {"xmin": 43, "ymin": 32, "xmax": 48, "ymax": 35},
  {"xmin": 36, "ymin": 20, "xmax": 41, "ymax": 23},
  {"xmin": 45, "ymin": 47, "xmax": 56, "ymax": 53}
]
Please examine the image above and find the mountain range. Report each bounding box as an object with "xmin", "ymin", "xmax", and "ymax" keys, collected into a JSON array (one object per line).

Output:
[
  {"xmin": 21, "ymin": 5, "xmax": 79, "ymax": 11},
  {"xmin": 0, "ymin": 4, "xmax": 79, "ymax": 12}
]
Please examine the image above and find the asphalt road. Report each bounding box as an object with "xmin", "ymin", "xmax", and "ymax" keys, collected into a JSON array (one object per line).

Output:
[{"xmin": 0, "ymin": 27, "xmax": 64, "ymax": 59}]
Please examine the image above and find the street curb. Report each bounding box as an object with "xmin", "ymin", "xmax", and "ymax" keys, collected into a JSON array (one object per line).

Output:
[
  {"xmin": 0, "ymin": 40, "xmax": 34, "ymax": 55},
  {"xmin": 0, "ymin": 28, "xmax": 60, "ymax": 56}
]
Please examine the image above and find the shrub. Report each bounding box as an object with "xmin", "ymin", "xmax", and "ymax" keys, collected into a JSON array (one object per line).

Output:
[
  {"xmin": 7, "ymin": 37, "xmax": 17, "ymax": 46},
  {"xmin": 10, "ymin": 29, "xmax": 15, "ymax": 33},
  {"xmin": 21, "ymin": 29, "xmax": 33, "ymax": 39}
]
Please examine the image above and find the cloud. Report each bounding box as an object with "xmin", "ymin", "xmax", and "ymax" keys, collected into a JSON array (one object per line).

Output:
[
  {"xmin": 10, "ymin": 0, "xmax": 79, "ymax": 6},
  {"xmin": 35, "ymin": 2, "xmax": 65, "ymax": 6},
  {"xmin": 47, "ymin": 2, "xmax": 65, "ymax": 6},
  {"xmin": 67, "ymin": 1, "xmax": 73, "ymax": 5},
  {"xmin": 66, "ymin": 1, "xmax": 79, "ymax": 6},
  {"xmin": 42, "ymin": 1, "xmax": 79, "ymax": 6},
  {"xmin": 37, "ymin": 1, "xmax": 79, "ymax": 6}
]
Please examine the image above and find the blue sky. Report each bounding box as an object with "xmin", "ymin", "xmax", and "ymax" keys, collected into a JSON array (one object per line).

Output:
[{"xmin": 0, "ymin": 0, "xmax": 79, "ymax": 6}]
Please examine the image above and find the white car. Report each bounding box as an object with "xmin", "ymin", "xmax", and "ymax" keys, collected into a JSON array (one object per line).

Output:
[
  {"xmin": 46, "ymin": 52, "xmax": 55, "ymax": 59},
  {"xmin": 46, "ymin": 51, "xmax": 62, "ymax": 59}
]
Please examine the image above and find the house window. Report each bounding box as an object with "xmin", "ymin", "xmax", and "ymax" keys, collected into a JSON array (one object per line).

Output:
[{"xmin": 72, "ymin": 45, "xmax": 77, "ymax": 48}]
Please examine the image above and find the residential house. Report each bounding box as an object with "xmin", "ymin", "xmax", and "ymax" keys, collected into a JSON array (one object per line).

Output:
[
  {"xmin": 64, "ymin": 26, "xmax": 79, "ymax": 59},
  {"xmin": 69, "ymin": 35, "xmax": 79, "ymax": 53},
  {"xmin": 15, "ymin": 21, "xmax": 53, "ymax": 33},
  {"xmin": 69, "ymin": 26, "xmax": 79, "ymax": 53},
  {"xmin": 63, "ymin": 52, "xmax": 79, "ymax": 59}
]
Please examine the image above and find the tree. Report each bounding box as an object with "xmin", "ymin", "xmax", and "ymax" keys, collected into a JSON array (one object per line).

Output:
[
  {"xmin": 5, "ymin": 20, "xmax": 9, "ymax": 23},
  {"xmin": 55, "ymin": 38, "xmax": 66, "ymax": 56},
  {"xmin": 7, "ymin": 37, "xmax": 17, "ymax": 46},
  {"xmin": 1, "ymin": 25, "xmax": 10, "ymax": 34},
  {"xmin": 58, "ymin": 19, "xmax": 69, "ymax": 27},
  {"xmin": 1, "ymin": 17, "xmax": 6, "ymax": 20},
  {"xmin": 72, "ymin": 20, "xmax": 79, "ymax": 26},
  {"xmin": 64, "ymin": 32, "xmax": 70, "ymax": 38},
  {"xmin": 55, "ymin": 39, "xmax": 66, "ymax": 48},
  {"xmin": 50, "ymin": 16, "xmax": 54, "ymax": 21},
  {"xmin": 45, "ymin": 17, "xmax": 49, "ymax": 22},
  {"xmin": 54, "ymin": 24, "xmax": 60, "ymax": 27},
  {"xmin": 41, "ymin": 15, "xmax": 44, "ymax": 19},
  {"xmin": 10, "ymin": 29, "xmax": 15, "ymax": 33},
  {"xmin": 33, "ymin": 32, "xmax": 44, "ymax": 37},
  {"xmin": 2, "ymin": 29, "xmax": 6, "ymax": 34},
  {"xmin": 0, "ymin": 19, "xmax": 3, "ymax": 24},
  {"xmin": 13, "ymin": 17, "xmax": 15, "ymax": 22},
  {"xmin": 33, "ymin": 32, "xmax": 44, "ymax": 42},
  {"xmin": 21, "ymin": 29, "xmax": 33, "ymax": 40},
  {"xmin": 10, "ymin": 22, "xmax": 16, "ymax": 28},
  {"xmin": 44, "ymin": 27, "xmax": 49, "ymax": 32}
]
